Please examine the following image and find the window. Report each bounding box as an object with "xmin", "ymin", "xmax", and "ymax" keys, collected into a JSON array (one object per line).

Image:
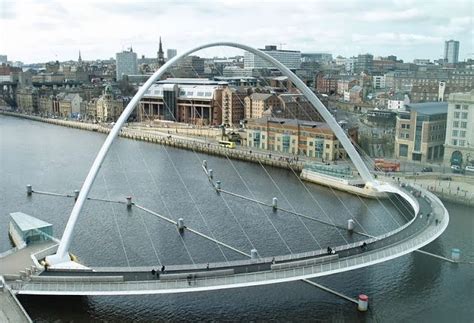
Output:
[
  {"xmin": 459, "ymin": 140, "xmax": 465, "ymax": 147},
  {"xmin": 405, "ymin": 133, "xmax": 410, "ymax": 139},
  {"xmin": 402, "ymin": 124, "xmax": 406, "ymax": 129},
  {"xmin": 452, "ymin": 139, "xmax": 458, "ymax": 146},
  {"xmin": 455, "ymin": 104, "xmax": 461, "ymax": 110},
  {"xmin": 326, "ymin": 144, "xmax": 330, "ymax": 149},
  {"xmin": 454, "ymin": 112, "xmax": 460, "ymax": 118},
  {"xmin": 452, "ymin": 130, "xmax": 459, "ymax": 137},
  {"xmin": 461, "ymin": 112, "xmax": 468, "ymax": 119},
  {"xmin": 460, "ymin": 131, "xmax": 466, "ymax": 138},
  {"xmin": 406, "ymin": 124, "xmax": 410, "ymax": 129},
  {"xmin": 462, "ymin": 105, "xmax": 468, "ymax": 110},
  {"xmin": 453, "ymin": 121, "xmax": 459, "ymax": 127},
  {"xmin": 461, "ymin": 121, "xmax": 467, "ymax": 128}
]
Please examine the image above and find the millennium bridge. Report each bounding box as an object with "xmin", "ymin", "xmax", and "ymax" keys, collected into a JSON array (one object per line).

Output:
[{"xmin": 1, "ymin": 42, "xmax": 449, "ymax": 297}]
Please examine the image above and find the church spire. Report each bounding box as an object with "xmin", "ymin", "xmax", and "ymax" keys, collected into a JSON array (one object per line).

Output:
[
  {"xmin": 157, "ymin": 36, "xmax": 165, "ymax": 67},
  {"xmin": 78, "ymin": 50, "xmax": 82, "ymax": 64}
]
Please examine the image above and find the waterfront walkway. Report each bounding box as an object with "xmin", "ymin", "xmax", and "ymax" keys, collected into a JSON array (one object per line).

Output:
[{"xmin": 0, "ymin": 241, "xmax": 56, "ymax": 276}]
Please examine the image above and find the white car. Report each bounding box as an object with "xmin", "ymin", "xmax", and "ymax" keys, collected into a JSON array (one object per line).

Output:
[{"xmin": 465, "ymin": 165, "xmax": 474, "ymax": 173}]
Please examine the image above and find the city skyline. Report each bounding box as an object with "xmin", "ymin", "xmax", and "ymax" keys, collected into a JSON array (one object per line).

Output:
[{"xmin": 0, "ymin": 0, "xmax": 473, "ymax": 64}]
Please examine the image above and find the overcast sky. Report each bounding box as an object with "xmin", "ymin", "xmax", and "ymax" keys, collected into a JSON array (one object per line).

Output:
[{"xmin": 0, "ymin": 0, "xmax": 472, "ymax": 64}]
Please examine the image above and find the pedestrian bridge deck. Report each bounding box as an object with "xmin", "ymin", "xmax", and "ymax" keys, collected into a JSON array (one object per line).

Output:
[{"xmin": 7, "ymin": 183, "xmax": 448, "ymax": 296}]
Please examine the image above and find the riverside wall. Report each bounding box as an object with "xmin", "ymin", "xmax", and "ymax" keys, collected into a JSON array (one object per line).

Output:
[{"xmin": 0, "ymin": 111, "xmax": 304, "ymax": 172}]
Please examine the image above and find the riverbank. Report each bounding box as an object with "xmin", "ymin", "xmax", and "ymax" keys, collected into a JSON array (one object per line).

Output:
[
  {"xmin": 0, "ymin": 111, "xmax": 304, "ymax": 172},
  {"xmin": 378, "ymin": 173, "xmax": 474, "ymax": 207},
  {"xmin": 3, "ymin": 111, "xmax": 473, "ymax": 205}
]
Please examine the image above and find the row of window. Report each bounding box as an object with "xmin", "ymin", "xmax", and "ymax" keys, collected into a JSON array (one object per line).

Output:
[
  {"xmin": 430, "ymin": 124, "xmax": 445, "ymax": 131},
  {"xmin": 454, "ymin": 104, "xmax": 469, "ymax": 110},
  {"xmin": 453, "ymin": 121, "xmax": 467, "ymax": 128},
  {"xmin": 429, "ymin": 134, "xmax": 445, "ymax": 141},
  {"xmin": 401, "ymin": 123, "xmax": 411, "ymax": 129},
  {"xmin": 453, "ymin": 111, "xmax": 468, "ymax": 119},
  {"xmin": 452, "ymin": 130, "xmax": 467, "ymax": 138},
  {"xmin": 452, "ymin": 139, "xmax": 467, "ymax": 147}
]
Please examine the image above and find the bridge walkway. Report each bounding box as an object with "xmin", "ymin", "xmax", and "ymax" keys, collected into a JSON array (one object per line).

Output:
[{"xmin": 8, "ymin": 184, "xmax": 448, "ymax": 295}]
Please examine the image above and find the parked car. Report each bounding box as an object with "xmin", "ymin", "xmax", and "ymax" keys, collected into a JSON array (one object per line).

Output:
[
  {"xmin": 465, "ymin": 165, "xmax": 474, "ymax": 173},
  {"xmin": 438, "ymin": 175, "xmax": 452, "ymax": 181},
  {"xmin": 451, "ymin": 165, "xmax": 462, "ymax": 173},
  {"xmin": 421, "ymin": 167, "xmax": 433, "ymax": 172}
]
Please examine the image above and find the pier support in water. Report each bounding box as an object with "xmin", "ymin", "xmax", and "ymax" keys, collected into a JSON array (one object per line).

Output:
[
  {"xmin": 357, "ymin": 294, "xmax": 369, "ymax": 311},
  {"xmin": 74, "ymin": 190, "xmax": 80, "ymax": 201},
  {"xmin": 272, "ymin": 197, "xmax": 278, "ymax": 211},
  {"xmin": 26, "ymin": 184, "xmax": 32, "ymax": 196},
  {"xmin": 451, "ymin": 248, "xmax": 461, "ymax": 262},
  {"xmin": 126, "ymin": 196, "xmax": 132, "ymax": 209},
  {"xmin": 215, "ymin": 180, "xmax": 221, "ymax": 191},
  {"xmin": 347, "ymin": 219, "xmax": 355, "ymax": 232},
  {"xmin": 251, "ymin": 248, "xmax": 258, "ymax": 259},
  {"xmin": 177, "ymin": 218, "xmax": 185, "ymax": 232}
]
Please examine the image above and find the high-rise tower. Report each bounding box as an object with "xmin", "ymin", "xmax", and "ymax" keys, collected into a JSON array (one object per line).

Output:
[
  {"xmin": 444, "ymin": 40, "xmax": 460, "ymax": 64},
  {"xmin": 157, "ymin": 37, "xmax": 165, "ymax": 67}
]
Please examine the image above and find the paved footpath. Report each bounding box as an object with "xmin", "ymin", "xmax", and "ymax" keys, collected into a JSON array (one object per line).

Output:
[{"xmin": 0, "ymin": 241, "xmax": 56, "ymax": 276}]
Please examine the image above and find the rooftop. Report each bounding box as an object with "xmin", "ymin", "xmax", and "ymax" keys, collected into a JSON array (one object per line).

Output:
[
  {"xmin": 406, "ymin": 102, "xmax": 448, "ymax": 115},
  {"xmin": 158, "ymin": 78, "xmax": 228, "ymax": 86},
  {"xmin": 249, "ymin": 116, "xmax": 329, "ymax": 128},
  {"xmin": 249, "ymin": 93, "xmax": 274, "ymax": 100},
  {"xmin": 10, "ymin": 212, "xmax": 52, "ymax": 232}
]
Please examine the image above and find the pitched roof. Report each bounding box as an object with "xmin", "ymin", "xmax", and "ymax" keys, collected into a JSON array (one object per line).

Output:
[{"xmin": 249, "ymin": 93, "xmax": 274, "ymax": 100}]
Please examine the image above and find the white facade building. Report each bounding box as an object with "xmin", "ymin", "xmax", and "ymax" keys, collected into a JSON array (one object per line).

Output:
[
  {"xmin": 373, "ymin": 75, "xmax": 386, "ymax": 89},
  {"xmin": 116, "ymin": 49, "xmax": 138, "ymax": 80},
  {"xmin": 443, "ymin": 90, "xmax": 474, "ymax": 166},
  {"xmin": 244, "ymin": 45, "xmax": 301, "ymax": 70},
  {"xmin": 387, "ymin": 94, "xmax": 410, "ymax": 111},
  {"xmin": 167, "ymin": 49, "xmax": 177, "ymax": 60}
]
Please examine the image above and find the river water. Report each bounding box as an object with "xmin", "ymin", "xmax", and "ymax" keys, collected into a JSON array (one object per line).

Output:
[{"xmin": 1, "ymin": 115, "xmax": 472, "ymax": 322}]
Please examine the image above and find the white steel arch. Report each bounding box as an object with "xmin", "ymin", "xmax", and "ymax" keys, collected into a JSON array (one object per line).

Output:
[{"xmin": 46, "ymin": 42, "xmax": 374, "ymax": 265}]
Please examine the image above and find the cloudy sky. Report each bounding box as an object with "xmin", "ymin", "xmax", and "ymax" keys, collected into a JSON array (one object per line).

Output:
[{"xmin": 0, "ymin": 0, "xmax": 472, "ymax": 63}]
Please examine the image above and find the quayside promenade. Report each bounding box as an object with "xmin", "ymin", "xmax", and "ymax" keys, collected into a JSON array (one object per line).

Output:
[{"xmin": 0, "ymin": 111, "xmax": 304, "ymax": 172}]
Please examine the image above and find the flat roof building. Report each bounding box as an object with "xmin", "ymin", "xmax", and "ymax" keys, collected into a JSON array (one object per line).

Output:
[
  {"xmin": 244, "ymin": 117, "xmax": 357, "ymax": 161},
  {"xmin": 444, "ymin": 40, "xmax": 460, "ymax": 64},
  {"xmin": 443, "ymin": 90, "xmax": 474, "ymax": 166},
  {"xmin": 244, "ymin": 45, "xmax": 301, "ymax": 70},
  {"xmin": 139, "ymin": 79, "xmax": 226, "ymax": 125},
  {"xmin": 395, "ymin": 102, "xmax": 448, "ymax": 163},
  {"xmin": 116, "ymin": 49, "xmax": 137, "ymax": 81}
]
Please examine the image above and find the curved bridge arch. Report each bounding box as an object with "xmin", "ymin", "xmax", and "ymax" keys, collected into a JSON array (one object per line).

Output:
[{"xmin": 47, "ymin": 42, "xmax": 374, "ymax": 264}]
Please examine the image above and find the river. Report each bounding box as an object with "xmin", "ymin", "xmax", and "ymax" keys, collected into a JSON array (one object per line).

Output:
[{"xmin": 1, "ymin": 115, "xmax": 472, "ymax": 322}]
